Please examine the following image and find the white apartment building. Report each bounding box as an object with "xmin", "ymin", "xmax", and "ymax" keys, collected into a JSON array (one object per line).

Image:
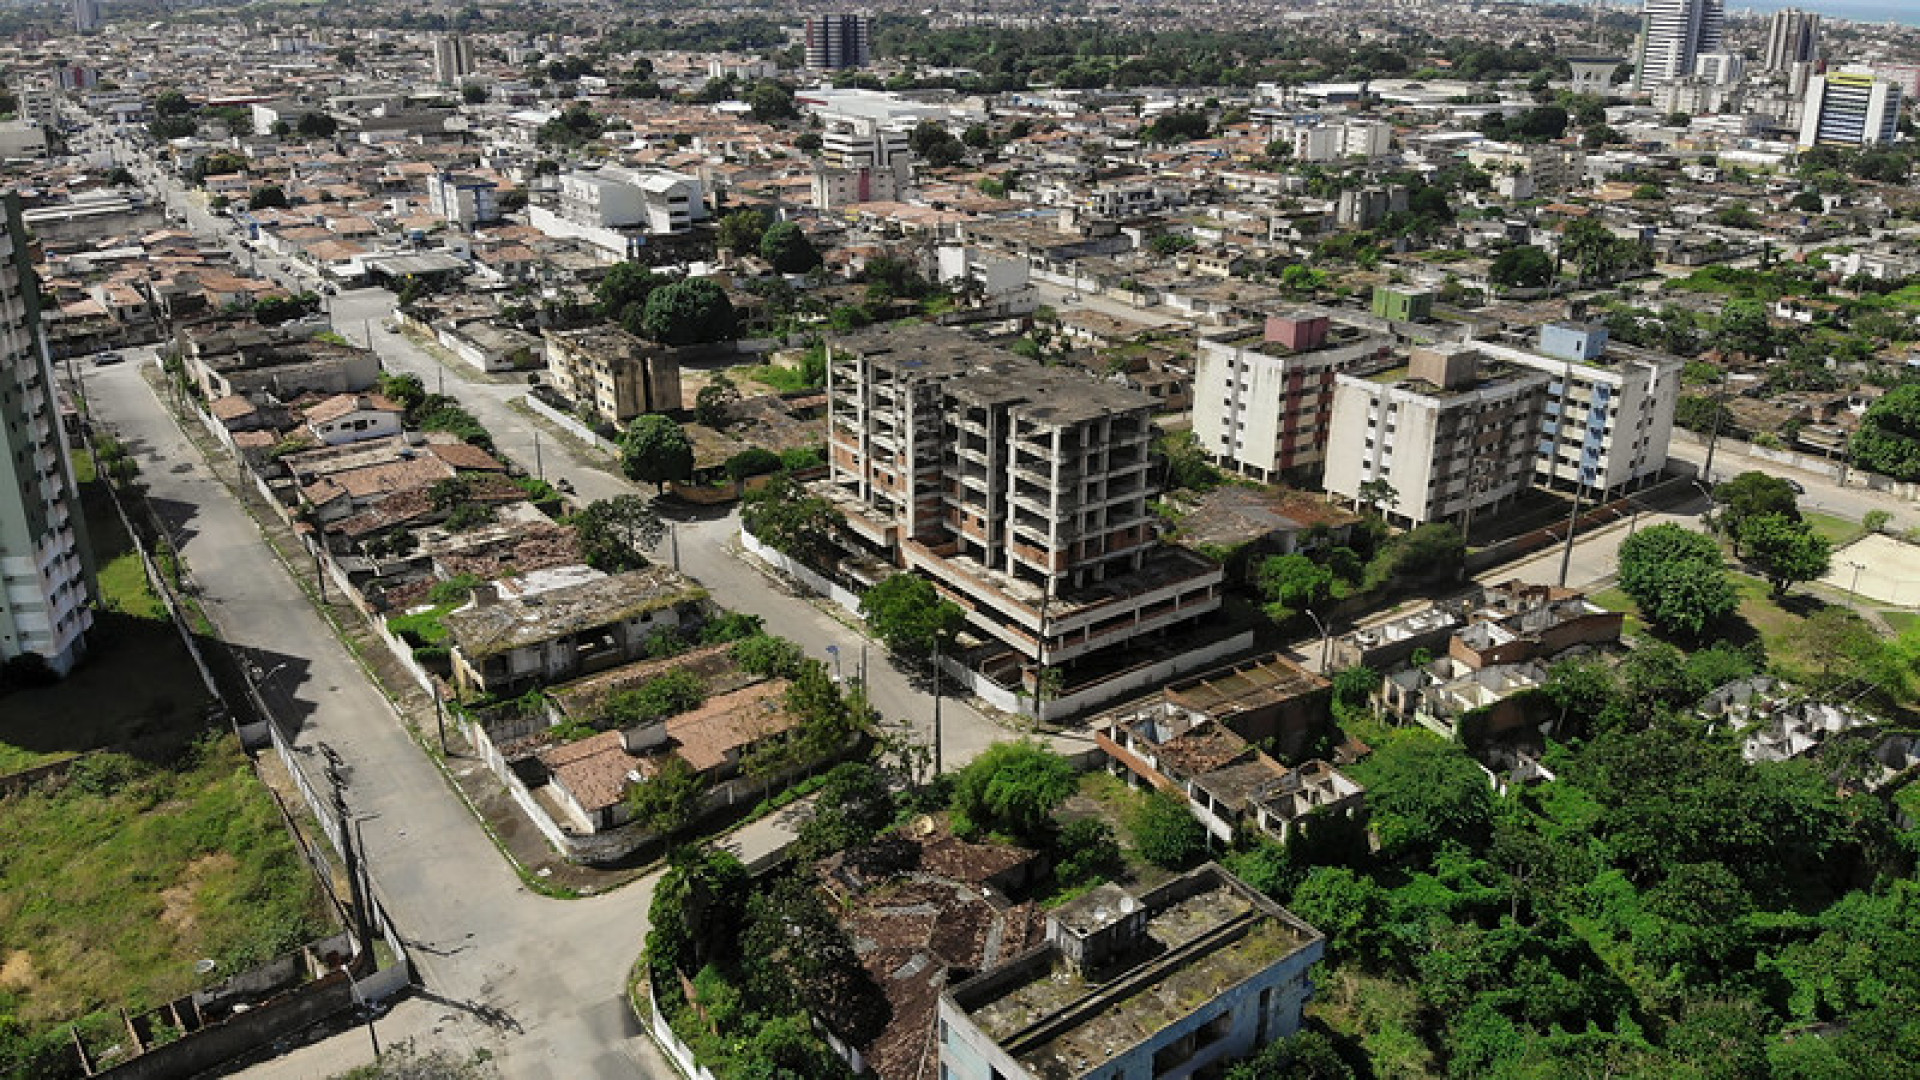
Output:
[
  {"xmin": 1472, "ymin": 322, "xmax": 1683, "ymax": 495},
  {"xmin": 1324, "ymin": 344, "xmax": 1549, "ymax": 528},
  {"xmin": 811, "ymin": 159, "xmax": 907, "ymax": 210},
  {"xmin": 1285, "ymin": 120, "xmax": 1393, "ymax": 163},
  {"xmin": 426, "ymin": 171, "xmax": 499, "ymax": 230},
  {"xmin": 1693, "ymin": 51, "xmax": 1744, "ymax": 86},
  {"xmin": 554, "ymin": 166, "xmax": 705, "ymax": 232},
  {"xmin": 1192, "ymin": 310, "xmax": 1393, "ymax": 484},
  {"xmin": 819, "ymin": 116, "xmax": 912, "ymax": 171},
  {"xmin": 0, "ymin": 194, "xmax": 92, "ymax": 673},
  {"xmin": 1637, "ymin": 0, "xmax": 1725, "ymax": 89},
  {"xmin": 1466, "ymin": 142, "xmax": 1585, "ymax": 196},
  {"xmin": 1763, "ymin": 9, "xmax": 1820, "ymax": 74},
  {"xmin": 1800, "ymin": 68, "xmax": 1904, "ymax": 149}
]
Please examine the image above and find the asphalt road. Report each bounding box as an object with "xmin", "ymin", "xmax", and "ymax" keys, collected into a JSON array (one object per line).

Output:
[{"xmin": 80, "ymin": 357, "xmax": 673, "ymax": 1080}]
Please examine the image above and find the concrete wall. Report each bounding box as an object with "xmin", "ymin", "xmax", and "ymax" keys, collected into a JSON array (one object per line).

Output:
[{"xmin": 521, "ymin": 391, "xmax": 622, "ymax": 455}]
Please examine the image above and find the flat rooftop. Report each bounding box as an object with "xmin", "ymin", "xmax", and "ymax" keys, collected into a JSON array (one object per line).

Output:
[
  {"xmin": 443, "ymin": 566, "xmax": 706, "ymax": 658},
  {"xmin": 834, "ymin": 323, "xmax": 1156, "ymax": 425},
  {"xmin": 958, "ymin": 870, "xmax": 1318, "ymax": 1080}
]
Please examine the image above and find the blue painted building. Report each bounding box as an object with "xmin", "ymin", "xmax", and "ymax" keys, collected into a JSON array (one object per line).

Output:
[{"xmin": 938, "ymin": 865, "xmax": 1324, "ymax": 1080}]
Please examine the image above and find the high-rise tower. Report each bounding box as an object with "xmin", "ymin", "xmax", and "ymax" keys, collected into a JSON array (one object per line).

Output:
[
  {"xmin": 0, "ymin": 192, "xmax": 93, "ymax": 674},
  {"xmin": 1636, "ymin": 0, "xmax": 1724, "ymax": 88},
  {"xmin": 805, "ymin": 14, "xmax": 871, "ymax": 71},
  {"xmin": 1764, "ymin": 9, "xmax": 1820, "ymax": 74}
]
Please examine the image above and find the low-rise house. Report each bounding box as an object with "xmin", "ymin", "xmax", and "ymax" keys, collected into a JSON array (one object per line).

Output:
[
  {"xmin": 178, "ymin": 322, "xmax": 381, "ymax": 399},
  {"xmin": 303, "ymin": 392, "xmax": 405, "ymax": 447},
  {"xmin": 939, "ymin": 864, "xmax": 1325, "ymax": 1080},
  {"xmin": 1380, "ymin": 657, "xmax": 1549, "ymax": 742},
  {"xmin": 1449, "ymin": 581, "xmax": 1623, "ymax": 670},
  {"xmin": 1700, "ymin": 676, "xmax": 1881, "ymax": 764},
  {"xmin": 437, "ymin": 319, "xmax": 544, "ymax": 373},
  {"xmin": 1329, "ymin": 603, "xmax": 1465, "ymax": 677},
  {"xmin": 1097, "ymin": 705, "xmax": 1364, "ymax": 846},
  {"xmin": 443, "ymin": 565, "xmax": 708, "ymax": 695}
]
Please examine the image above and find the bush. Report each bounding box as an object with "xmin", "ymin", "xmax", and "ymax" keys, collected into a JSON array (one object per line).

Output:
[
  {"xmin": 602, "ymin": 669, "xmax": 707, "ymax": 727},
  {"xmin": 1054, "ymin": 818, "xmax": 1122, "ymax": 888},
  {"xmin": 1129, "ymin": 790, "xmax": 1208, "ymax": 868},
  {"xmin": 732, "ymin": 633, "xmax": 805, "ymax": 678},
  {"xmin": 725, "ymin": 447, "xmax": 783, "ymax": 483}
]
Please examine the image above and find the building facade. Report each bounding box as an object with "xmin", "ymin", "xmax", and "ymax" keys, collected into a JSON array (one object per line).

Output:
[
  {"xmin": 804, "ymin": 14, "xmax": 871, "ymax": 70},
  {"xmin": 72, "ymin": 0, "xmax": 100, "ymax": 33},
  {"xmin": 1763, "ymin": 9, "xmax": 1820, "ymax": 74},
  {"xmin": 1636, "ymin": 0, "xmax": 1724, "ymax": 88},
  {"xmin": 1192, "ymin": 311, "xmax": 1393, "ymax": 483},
  {"xmin": 1323, "ymin": 344, "xmax": 1550, "ymax": 528},
  {"xmin": 940, "ymin": 865, "xmax": 1324, "ymax": 1080},
  {"xmin": 543, "ymin": 326, "xmax": 683, "ymax": 427},
  {"xmin": 1800, "ymin": 68, "xmax": 1904, "ymax": 148},
  {"xmin": 427, "ymin": 171, "xmax": 500, "ymax": 230},
  {"xmin": 0, "ymin": 194, "xmax": 94, "ymax": 673},
  {"xmin": 431, "ymin": 34, "xmax": 475, "ymax": 86},
  {"xmin": 825, "ymin": 325, "xmax": 1222, "ymax": 673},
  {"xmin": 1474, "ymin": 322, "xmax": 1683, "ymax": 495}
]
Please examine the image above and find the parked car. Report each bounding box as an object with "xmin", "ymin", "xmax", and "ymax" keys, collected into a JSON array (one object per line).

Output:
[{"xmin": 91, "ymin": 351, "xmax": 125, "ymax": 366}]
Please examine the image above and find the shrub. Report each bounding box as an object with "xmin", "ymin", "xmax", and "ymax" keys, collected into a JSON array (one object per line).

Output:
[
  {"xmin": 602, "ymin": 669, "xmax": 707, "ymax": 727},
  {"xmin": 1129, "ymin": 790, "xmax": 1208, "ymax": 868},
  {"xmin": 725, "ymin": 447, "xmax": 783, "ymax": 483}
]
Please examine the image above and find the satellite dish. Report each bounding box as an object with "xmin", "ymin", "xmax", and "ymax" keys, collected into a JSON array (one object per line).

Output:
[{"xmin": 911, "ymin": 814, "xmax": 936, "ymax": 837}]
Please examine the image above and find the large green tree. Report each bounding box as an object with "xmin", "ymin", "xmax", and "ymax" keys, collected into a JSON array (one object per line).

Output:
[
  {"xmin": 1490, "ymin": 245, "xmax": 1553, "ymax": 289},
  {"xmin": 1850, "ymin": 384, "xmax": 1920, "ymax": 481},
  {"xmin": 858, "ymin": 573, "xmax": 964, "ymax": 663},
  {"xmin": 1739, "ymin": 512, "xmax": 1831, "ymax": 597},
  {"xmin": 716, "ymin": 208, "xmax": 770, "ymax": 254},
  {"xmin": 948, "ymin": 739, "xmax": 1076, "ymax": 842},
  {"xmin": 760, "ymin": 221, "xmax": 822, "ymax": 274},
  {"xmin": 571, "ymin": 495, "xmax": 662, "ymax": 571},
  {"xmin": 620, "ymin": 414, "xmax": 695, "ymax": 491},
  {"xmin": 1712, "ymin": 470, "xmax": 1800, "ymax": 550},
  {"xmin": 740, "ymin": 471, "xmax": 840, "ymax": 563},
  {"xmin": 1350, "ymin": 731, "xmax": 1494, "ymax": 859},
  {"xmin": 1616, "ymin": 524, "xmax": 1737, "ymax": 640},
  {"xmin": 641, "ymin": 278, "xmax": 738, "ymax": 346}
]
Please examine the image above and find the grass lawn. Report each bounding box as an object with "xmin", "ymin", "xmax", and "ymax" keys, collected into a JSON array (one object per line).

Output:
[
  {"xmin": 1593, "ymin": 574, "xmax": 1846, "ymax": 674},
  {"xmin": 1588, "ymin": 586, "xmax": 1646, "ymax": 639},
  {"xmin": 1882, "ymin": 610, "xmax": 1920, "ymax": 636},
  {"xmin": 0, "ymin": 468, "xmax": 216, "ymax": 774},
  {"xmin": 731, "ymin": 361, "xmax": 818, "ymax": 394},
  {"xmin": 0, "ymin": 734, "xmax": 334, "ymax": 1033},
  {"xmin": 1801, "ymin": 510, "xmax": 1862, "ymax": 549}
]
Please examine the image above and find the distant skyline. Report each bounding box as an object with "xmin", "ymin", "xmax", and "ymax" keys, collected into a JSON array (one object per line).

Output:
[
  {"xmin": 1720, "ymin": 1, "xmax": 1917, "ymax": 28},
  {"xmin": 1591, "ymin": 0, "xmax": 1920, "ymax": 29}
]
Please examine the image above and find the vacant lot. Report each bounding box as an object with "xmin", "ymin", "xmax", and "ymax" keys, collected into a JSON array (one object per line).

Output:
[{"xmin": 0, "ymin": 456, "xmax": 334, "ymax": 1058}]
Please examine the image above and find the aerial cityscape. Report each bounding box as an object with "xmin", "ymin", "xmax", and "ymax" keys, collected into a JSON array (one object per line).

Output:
[{"xmin": 2, "ymin": 0, "xmax": 1920, "ymax": 1077}]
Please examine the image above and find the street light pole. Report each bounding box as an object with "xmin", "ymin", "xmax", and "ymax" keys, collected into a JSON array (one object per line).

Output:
[
  {"xmin": 930, "ymin": 636, "xmax": 943, "ymax": 779},
  {"xmin": 1557, "ymin": 480, "xmax": 1586, "ymax": 588},
  {"xmin": 1303, "ymin": 609, "xmax": 1332, "ymax": 672}
]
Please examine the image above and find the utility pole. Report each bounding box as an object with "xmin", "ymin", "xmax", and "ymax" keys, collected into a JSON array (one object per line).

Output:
[
  {"xmin": 534, "ymin": 430, "xmax": 543, "ymax": 481},
  {"xmin": 1700, "ymin": 383, "xmax": 1727, "ymax": 485},
  {"xmin": 322, "ymin": 744, "xmax": 374, "ymax": 962},
  {"xmin": 1557, "ymin": 479, "xmax": 1586, "ymax": 588},
  {"xmin": 669, "ymin": 522, "xmax": 681, "ymax": 572},
  {"xmin": 930, "ymin": 636, "xmax": 943, "ymax": 779}
]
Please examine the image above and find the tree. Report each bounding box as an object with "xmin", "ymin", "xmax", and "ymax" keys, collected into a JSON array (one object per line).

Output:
[
  {"xmin": 1129, "ymin": 790, "xmax": 1208, "ymax": 868},
  {"xmin": 572, "ymin": 495, "xmax": 662, "ymax": 571},
  {"xmin": 295, "ymin": 112, "xmax": 338, "ymax": 138},
  {"xmin": 640, "ymin": 278, "xmax": 738, "ymax": 346},
  {"xmin": 716, "ymin": 208, "xmax": 770, "ymax": 254},
  {"xmin": 860, "ymin": 574, "xmax": 965, "ymax": 664},
  {"xmin": 1717, "ymin": 298, "xmax": 1777, "ymax": 360},
  {"xmin": 595, "ymin": 261, "xmax": 661, "ymax": 332},
  {"xmin": 949, "ymin": 740, "xmax": 1076, "ymax": 842},
  {"xmin": 1849, "ymin": 384, "xmax": 1920, "ymax": 482},
  {"xmin": 1740, "ymin": 513, "xmax": 1831, "ymax": 597},
  {"xmin": 154, "ymin": 89, "xmax": 193, "ymax": 117},
  {"xmin": 620, "ymin": 414, "xmax": 695, "ymax": 491},
  {"xmin": 746, "ymin": 80, "xmax": 797, "ymax": 124},
  {"xmin": 732, "ymin": 633, "xmax": 806, "ymax": 679},
  {"xmin": 645, "ymin": 846, "xmax": 748, "ymax": 973},
  {"xmin": 741, "ymin": 472, "xmax": 840, "ymax": 563},
  {"xmin": 694, "ymin": 372, "xmax": 740, "ymax": 428},
  {"xmin": 1258, "ymin": 553, "xmax": 1333, "ymax": 614},
  {"xmin": 334, "ymin": 47, "xmax": 358, "ymax": 69},
  {"xmin": 1357, "ymin": 477, "xmax": 1399, "ymax": 515},
  {"xmin": 759, "ymin": 221, "xmax": 822, "ymax": 274},
  {"xmin": 461, "ymin": 83, "xmax": 489, "ymax": 105},
  {"xmin": 1713, "ymin": 471, "xmax": 1800, "ymax": 550},
  {"xmin": 1350, "ymin": 730, "xmax": 1494, "ymax": 859},
  {"xmin": 626, "ymin": 754, "xmax": 708, "ymax": 836},
  {"xmin": 248, "ymin": 184, "xmax": 290, "ymax": 210},
  {"xmin": 741, "ymin": 876, "xmax": 888, "ymax": 1045},
  {"xmin": 1490, "ymin": 245, "xmax": 1554, "ymax": 289},
  {"xmin": 1222, "ymin": 1030, "xmax": 1356, "ymax": 1080},
  {"xmin": 1617, "ymin": 524, "xmax": 1737, "ymax": 640},
  {"xmin": 1054, "ymin": 818, "xmax": 1123, "ymax": 888},
  {"xmin": 962, "ymin": 123, "xmax": 991, "ymax": 148},
  {"xmin": 794, "ymin": 762, "xmax": 895, "ymax": 859}
]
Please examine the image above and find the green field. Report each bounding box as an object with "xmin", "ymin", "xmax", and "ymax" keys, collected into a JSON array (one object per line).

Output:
[{"xmin": 0, "ymin": 457, "xmax": 334, "ymax": 1061}]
